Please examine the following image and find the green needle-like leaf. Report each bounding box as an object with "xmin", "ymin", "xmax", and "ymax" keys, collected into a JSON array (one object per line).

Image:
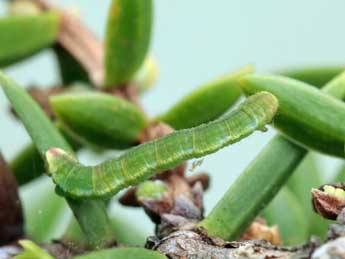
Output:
[
  {"xmin": 51, "ymin": 92, "xmax": 148, "ymax": 149},
  {"xmin": 54, "ymin": 46, "xmax": 90, "ymax": 86},
  {"xmin": 72, "ymin": 248, "xmax": 166, "ymax": 259},
  {"xmin": 198, "ymin": 70, "xmax": 345, "ymax": 241},
  {"xmin": 262, "ymin": 73, "xmax": 345, "ymax": 242},
  {"xmin": 157, "ymin": 66, "xmax": 253, "ymax": 129},
  {"xmin": 197, "ymin": 136, "xmax": 307, "ymax": 240},
  {"xmin": 241, "ymin": 74, "xmax": 345, "ymax": 157},
  {"xmin": 0, "ymin": 12, "xmax": 59, "ymax": 67},
  {"xmin": 263, "ymin": 187, "xmax": 309, "ymax": 245},
  {"xmin": 0, "ymin": 72, "xmax": 115, "ymax": 249},
  {"xmin": 279, "ymin": 66, "xmax": 345, "ymax": 88},
  {"xmin": 0, "ymin": 72, "xmax": 71, "ymax": 156},
  {"xmin": 104, "ymin": 0, "xmax": 153, "ymax": 87}
]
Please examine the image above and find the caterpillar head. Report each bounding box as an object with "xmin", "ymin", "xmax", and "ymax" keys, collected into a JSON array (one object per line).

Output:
[{"xmin": 45, "ymin": 148, "xmax": 76, "ymax": 176}]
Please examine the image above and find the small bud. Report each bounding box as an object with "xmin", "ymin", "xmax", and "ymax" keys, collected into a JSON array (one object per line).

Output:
[
  {"xmin": 312, "ymin": 184, "xmax": 345, "ymax": 220},
  {"xmin": 133, "ymin": 57, "xmax": 159, "ymax": 93},
  {"xmin": 136, "ymin": 180, "xmax": 169, "ymax": 201},
  {"xmin": 136, "ymin": 180, "xmax": 173, "ymax": 224},
  {"xmin": 240, "ymin": 218, "xmax": 282, "ymax": 245},
  {"xmin": 8, "ymin": 0, "xmax": 41, "ymax": 16}
]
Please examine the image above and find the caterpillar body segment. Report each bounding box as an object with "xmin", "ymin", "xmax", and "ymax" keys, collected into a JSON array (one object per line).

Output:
[{"xmin": 46, "ymin": 92, "xmax": 278, "ymax": 199}]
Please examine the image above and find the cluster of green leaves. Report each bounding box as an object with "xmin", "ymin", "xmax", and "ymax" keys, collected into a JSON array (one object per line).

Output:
[
  {"xmin": 1, "ymin": 0, "xmax": 160, "ymax": 256},
  {"xmin": 1, "ymin": 0, "xmax": 345, "ymax": 258}
]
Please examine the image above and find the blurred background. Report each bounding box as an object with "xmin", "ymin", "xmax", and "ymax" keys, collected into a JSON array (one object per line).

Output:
[{"xmin": 1, "ymin": 0, "xmax": 345, "ymax": 241}]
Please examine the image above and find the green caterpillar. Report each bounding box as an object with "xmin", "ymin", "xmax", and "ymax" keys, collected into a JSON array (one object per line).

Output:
[{"xmin": 46, "ymin": 92, "xmax": 278, "ymax": 199}]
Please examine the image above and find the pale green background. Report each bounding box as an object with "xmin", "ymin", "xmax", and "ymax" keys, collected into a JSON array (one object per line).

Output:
[{"xmin": 1, "ymin": 0, "xmax": 345, "ymax": 238}]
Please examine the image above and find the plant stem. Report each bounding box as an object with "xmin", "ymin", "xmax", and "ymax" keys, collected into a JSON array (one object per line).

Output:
[{"xmin": 66, "ymin": 198, "xmax": 115, "ymax": 249}]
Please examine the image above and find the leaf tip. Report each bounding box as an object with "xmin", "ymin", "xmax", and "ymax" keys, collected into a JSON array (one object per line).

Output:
[
  {"xmin": 0, "ymin": 70, "xmax": 8, "ymax": 84},
  {"xmin": 15, "ymin": 239, "xmax": 53, "ymax": 259}
]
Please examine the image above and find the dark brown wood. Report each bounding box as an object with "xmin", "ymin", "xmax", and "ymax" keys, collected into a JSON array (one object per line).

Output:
[
  {"xmin": 0, "ymin": 154, "xmax": 23, "ymax": 245},
  {"xmin": 31, "ymin": 0, "xmax": 104, "ymax": 87}
]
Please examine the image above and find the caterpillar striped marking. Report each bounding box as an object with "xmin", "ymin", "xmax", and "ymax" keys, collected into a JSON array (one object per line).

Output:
[{"xmin": 46, "ymin": 92, "xmax": 278, "ymax": 199}]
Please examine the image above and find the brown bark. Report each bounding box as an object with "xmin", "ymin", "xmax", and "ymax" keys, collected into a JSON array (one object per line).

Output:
[
  {"xmin": 31, "ymin": 0, "xmax": 104, "ymax": 87},
  {"xmin": 0, "ymin": 154, "xmax": 24, "ymax": 245},
  {"xmin": 152, "ymin": 230, "xmax": 314, "ymax": 259}
]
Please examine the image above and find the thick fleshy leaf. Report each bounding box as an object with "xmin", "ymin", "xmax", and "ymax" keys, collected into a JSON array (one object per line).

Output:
[
  {"xmin": 51, "ymin": 92, "xmax": 148, "ymax": 149},
  {"xmin": 72, "ymin": 248, "xmax": 166, "ymax": 259},
  {"xmin": 104, "ymin": 0, "xmax": 153, "ymax": 87},
  {"xmin": 279, "ymin": 66, "xmax": 345, "ymax": 88},
  {"xmin": 258, "ymin": 73, "xmax": 345, "ymax": 244},
  {"xmin": 10, "ymin": 144, "xmax": 45, "ymax": 185},
  {"xmin": 241, "ymin": 74, "xmax": 345, "ymax": 157},
  {"xmin": 263, "ymin": 187, "xmax": 309, "ymax": 245},
  {"xmin": 54, "ymin": 45, "xmax": 90, "ymax": 86},
  {"xmin": 200, "ymin": 70, "xmax": 345, "ymax": 242},
  {"xmin": 157, "ymin": 66, "xmax": 253, "ymax": 129},
  {"xmin": 0, "ymin": 12, "xmax": 59, "ymax": 67},
  {"xmin": 197, "ymin": 136, "xmax": 307, "ymax": 240},
  {"xmin": 320, "ymin": 70, "xmax": 345, "ymax": 100}
]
